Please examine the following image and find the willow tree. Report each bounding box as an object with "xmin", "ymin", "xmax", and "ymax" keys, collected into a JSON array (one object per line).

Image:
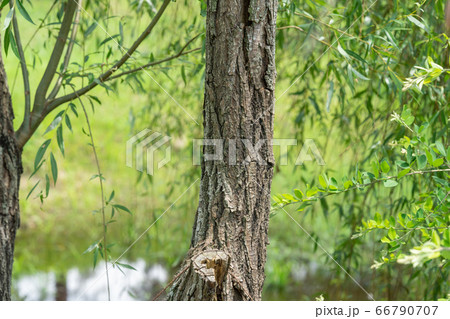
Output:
[
  {"xmin": 0, "ymin": 0, "xmax": 200, "ymax": 300},
  {"xmin": 168, "ymin": 0, "xmax": 277, "ymax": 301}
]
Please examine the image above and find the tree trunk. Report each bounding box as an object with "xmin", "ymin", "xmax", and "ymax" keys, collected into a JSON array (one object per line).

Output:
[
  {"xmin": 55, "ymin": 274, "xmax": 68, "ymax": 301},
  {"xmin": 168, "ymin": 0, "xmax": 277, "ymax": 301},
  {"xmin": 0, "ymin": 36, "xmax": 22, "ymax": 301}
]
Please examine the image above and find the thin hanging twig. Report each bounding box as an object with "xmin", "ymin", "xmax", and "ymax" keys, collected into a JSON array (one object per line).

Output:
[{"xmin": 71, "ymin": 86, "xmax": 111, "ymax": 301}]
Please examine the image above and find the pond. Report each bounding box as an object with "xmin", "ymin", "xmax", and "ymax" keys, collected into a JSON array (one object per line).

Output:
[{"xmin": 13, "ymin": 259, "xmax": 371, "ymax": 301}]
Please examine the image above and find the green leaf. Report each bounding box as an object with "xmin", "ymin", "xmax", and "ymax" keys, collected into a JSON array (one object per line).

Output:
[
  {"xmin": 0, "ymin": 0, "xmax": 9, "ymax": 10},
  {"xmin": 65, "ymin": 114, "xmax": 72, "ymax": 132},
  {"xmin": 326, "ymin": 81, "xmax": 333, "ymax": 112},
  {"xmin": 380, "ymin": 160, "xmax": 390, "ymax": 174},
  {"xmin": 350, "ymin": 67, "xmax": 370, "ymax": 81},
  {"xmin": 84, "ymin": 23, "xmax": 97, "ymax": 37},
  {"xmin": 26, "ymin": 180, "xmax": 40, "ymax": 200},
  {"xmin": 50, "ymin": 152, "xmax": 58, "ymax": 185},
  {"xmin": 16, "ymin": 0, "xmax": 34, "ymax": 24},
  {"xmin": 383, "ymin": 179, "xmax": 398, "ymax": 188},
  {"xmin": 318, "ymin": 175, "xmax": 328, "ymax": 188},
  {"xmin": 441, "ymin": 250, "xmax": 450, "ymax": 260},
  {"xmin": 108, "ymin": 190, "xmax": 115, "ymax": 202},
  {"xmin": 371, "ymin": 161, "xmax": 379, "ymax": 179},
  {"xmin": 344, "ymin": 180, "xmax": 353, "ymax": 189},
  {"xmin": 435, "ymin": 140, "xmax": 446, "ymax": 157},
  {"xmin": 45, "ymin": 174, "xmax": 50, "ymax": 197},
  {"xmin": 306, "ymin": 187, "xmax": 318, "ymax": 197},
  {"xmin": 57, "ymin": 125, "xmax": 65, "ymax": 156},
  {"xmin": 283, "ymin": 193, "xmax": 297, "ymax": 202},
  {"xmin": 397, "ymin": 168, "xmax": 410, "ymax": 179},
  {"xmin": 345, "ymin": 49, "xmax": 368, "ymax": 64},
  {"xmin": 116, "ymin": 262, "xmax": 137, "ymax": 271},
  {"xmin": 388, "ymin": 228, "xmax": 397, "ymax": 240},
  {"xmin": 432, "ymin": 158, "xmax": 444, "ymax": 168},
  {"xmin": 181, "ymin": 65, "xmax": 187, "ymax": 85},
  {"xmin": 401, "ymin": 107, "xmax": 415, "ymax": 126},
  {"xmin": 44, "ymin": 113, "xmax": 63, "ymax": 135},
  {"xmin": 34, "ymin": 139, "xmax": 51, "ymax": 170},
  {"xmin": 93, "ymin": 248, "xmax": 99, "ymax": 268},
  {"xmin": 337, "ymin": 44, "xmax": 351, "ymax": 61},
  {"xmin": 3, "ymin": 24, "xmax": 10, "ymax": 55},
  {"xmin": 425, "ymin": 150, "xmax": 434, "ymax": 165},
  {"xmin": 407, "ymin": 15, "xmax": 428, "ymax": 33},
  {"xmin": 431, "ymin": 231, "xmax": 440, "ymax": 246},
  {"xmin": 3, "ymin": 7, "xmax": 14, "ymax": 31},
  {"xmin": 113, "ymin": 204, "xmax": 132, "ymax": 214},
  {"xmin": 83, "ymin": 241, "xmax": 99, "ymax": 254},
  {"xmin": 294, "ymin": 189, "xmax": 303, "ymax": 200},
  {"xmin": 375, "ymin": 212, "xmax": 382, "ymax": 225},
  {"xmin": 6, "ymin": 26, "xmax": 19, "ymax": 58},
  {"xmin": 417, "ymin": 154, "xmax": 427, "ymax": 169}
]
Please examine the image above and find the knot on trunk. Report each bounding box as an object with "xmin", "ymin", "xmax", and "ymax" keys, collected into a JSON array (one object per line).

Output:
[{"xmin": 192, "ymin": 249, "xmax": 230, "ymax": 301}]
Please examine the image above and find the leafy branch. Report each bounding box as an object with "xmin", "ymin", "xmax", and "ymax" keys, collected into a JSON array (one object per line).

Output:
[{"xmin": 73, "ymin": 86, "xmax": 111, "ymax": 301}]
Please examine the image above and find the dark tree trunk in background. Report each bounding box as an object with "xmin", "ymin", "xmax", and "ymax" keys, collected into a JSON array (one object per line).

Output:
[
  {"xmin": 0, "ymin": 38, "xmax": 22, "ymax": 301},
  {"xmin": 168, "ymin": 0, "xmax": 277, "ymax": 301},
  {"xmin": 55, "ymin": 274, "xmax": 68, "ymax": 301}
]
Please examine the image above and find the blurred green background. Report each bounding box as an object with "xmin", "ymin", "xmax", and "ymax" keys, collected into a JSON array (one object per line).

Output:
[{"xmin": 4, "ymin": 0, "xmax": 449, "ymax": 300}]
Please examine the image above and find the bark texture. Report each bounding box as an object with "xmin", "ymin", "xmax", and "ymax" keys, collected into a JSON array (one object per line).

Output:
[
  {"xmin": 0, "ymin": 38, "xmax": 22, "ymax": 301},
  {"xmin": 168, "ymin": 0, "xmax": 277, "ymax": 301}
]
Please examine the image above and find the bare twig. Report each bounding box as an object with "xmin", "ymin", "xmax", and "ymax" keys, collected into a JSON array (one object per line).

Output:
[
  {"xmin": 10, "ymin": 1, "xmax": 31, "ymax": 128},
  {"xmin": 73, "ymin": 86, "xmax": 111, "ymax": 301},
  {"xmin": 107, "ymin": 34, "xmax": 202, "ymax": 81},
  {"xmin": 48, "ymin": 0, "xmax": 83, "ymax": 100}
]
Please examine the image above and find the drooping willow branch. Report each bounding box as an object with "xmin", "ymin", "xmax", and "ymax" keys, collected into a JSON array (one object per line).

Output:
[
  {"xmin": 45, "ymin": 0, "xmax": 172, "ymax": 110},
  {"xmin": 15, "ymin": 0, "xmax": 172, "ymax": 148},
  {"xmin": 73, "ymin": 86, "xmax": 111, "ymax": 301}
]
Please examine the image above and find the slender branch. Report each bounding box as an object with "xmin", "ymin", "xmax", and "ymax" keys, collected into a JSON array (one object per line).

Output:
[
  {"xmin": 33, "ymin": 0, "xmax": 77, "ymax": 111},
  {"xmin": 108, "ymin": 47, "xmax": 201, "ymax": 82},
  {"xmin": 10, "ymin": 1, "xmax": 31, "ymax": 127},
  {"xmin": 278, "ymin": 168, "xmax": 450, "ymax": 209},
  {"xmin": 48, "ymin": 0, "xmax": 83, "ymax": 100},
  {"xmin": 74, "ymin": 87, "xmax": 111, "ymax": 301},
  {"xmin": 46, "ymin": 0, "xmax": 171, "ymax": 110}
]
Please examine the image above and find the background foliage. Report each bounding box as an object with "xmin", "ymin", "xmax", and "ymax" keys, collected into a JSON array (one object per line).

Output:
[{"xmin": 2, "ymin": 0, "xmax": 449, "ymax": 300}]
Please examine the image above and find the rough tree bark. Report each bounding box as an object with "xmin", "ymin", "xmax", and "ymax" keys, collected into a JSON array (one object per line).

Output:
[
  {"xmin": 168, "ymin": 0, "xmax": 277, "ymax": 301},
  {"xmin": 0, "ymin": 37, "xmax": 22, "ymax": 301}
]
